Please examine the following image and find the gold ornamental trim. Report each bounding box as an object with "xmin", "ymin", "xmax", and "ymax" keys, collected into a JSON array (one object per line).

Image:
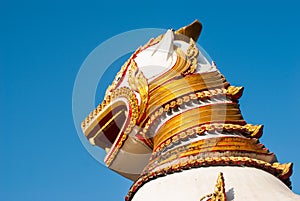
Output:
[
  {"xmin": 153, "ymin": 103, "xmax": 245, "ymax": 148},
  {"xmin": 148, "ymin": 137, "xmax": 274, "ymax": 170},
  {"xmin": 149, "ymin": 71, "xmax": 227, "ymax": 106},
  {"xmin": 138, "ymin": 86, "xmax": 245, "ymax": 143},
  {"xmin": 200, "ymin": 172, "xmax": 226, "ymax": 201},
  {"xmin": 147, "ymin": 77, "xmax": 229, "ymax": 117},
  {"xmin": 128, "ymin": 60, "xmax": 149, "ymax": 123},
  {"xmin": 103, "ymin": 87, "xmax": 139, "ymax": 166},
  {"xmin": 82, "ymin": 87, "xmax": 139, "ymax": 167},
  {"xmin": 126, "ymin": 156, "xmax": 292, "ymax": 201},
  {"xmin": 153, "ymin": 123, "xmax": 263, "ymax": 153}
]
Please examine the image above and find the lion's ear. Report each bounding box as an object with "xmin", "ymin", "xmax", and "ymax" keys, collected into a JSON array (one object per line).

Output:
[
  {"xmin": 151, "ymin": 29, "xmax": 174, "ymax": 62},
  {"xmin": 175, "ymin": 20, "xmax": 202, "ymax": 42}
]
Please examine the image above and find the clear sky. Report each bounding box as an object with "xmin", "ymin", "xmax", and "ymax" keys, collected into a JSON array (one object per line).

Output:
[{"xmin": 1, "ymin": 0, "xmax": 300, "ymax": 200}]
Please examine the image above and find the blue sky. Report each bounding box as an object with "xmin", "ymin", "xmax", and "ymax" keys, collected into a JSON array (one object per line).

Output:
[{"xmin": 1, "ymin": 0, "xmax": 300, "ymax": 200}]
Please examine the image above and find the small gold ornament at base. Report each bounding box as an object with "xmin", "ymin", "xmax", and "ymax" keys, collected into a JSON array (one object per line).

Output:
[{"xmin": 200, "ymin": 172, "xmax": 226, "ymax": 201}]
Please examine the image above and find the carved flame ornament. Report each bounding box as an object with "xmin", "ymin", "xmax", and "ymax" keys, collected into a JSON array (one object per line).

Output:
[
  {"xmin": 128, "ymin": 60, "xmax": 149, "ymax": 123},
  {"xmin": 200, "ymin": 172, "xmax": 226, "ymax": 201}
]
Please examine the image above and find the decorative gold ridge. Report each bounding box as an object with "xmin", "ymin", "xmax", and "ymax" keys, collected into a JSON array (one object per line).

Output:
[
  {"xmin": 152, "ymin": 123, "xmax": 263, "ymax": 153},
  {"xmin": 137, "ymin": 86, "xmax": 244, "ymax": 144},
  {"xmin": 152, "ymin": 103, "xmax": 245, "ymax": 148},
  {"xmin": 128, "ymin": 60, "xmax": 149, "ymax": 123},
  {"xmin": 146, "ymin": 137, "xmax": 276, "ymax": 172},
  {"xmin": 148, "ymin": 72, "xmax": 228, "ymax": 111}
]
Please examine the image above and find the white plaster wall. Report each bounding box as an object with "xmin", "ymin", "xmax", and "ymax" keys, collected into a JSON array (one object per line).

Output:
[{"xmin": 132, "ymin": 166, "xmax": 300, "ymax": 201}]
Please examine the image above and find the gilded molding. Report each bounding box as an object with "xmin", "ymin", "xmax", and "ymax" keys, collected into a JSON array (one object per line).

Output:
[
  {"xmin": 138, "ymin": 86, "xmax": 245, "ymax": 143},
  {"xmin": 125, "ymin": 156, "xmax": 292, "ymax": 201},
  {"xmin": 149, "ymin": 72, "xmax": 227, "ymax": 108},
  {"xmin": 152, "ymin": 103, "xmax": 245, "ymax": 147},
  {"xmin": 152, "ymin": 123, "xmax": 264, "ymax": 154},
  {"xmin": 147, "ymin": 137, "xmax": 275, "ymax": 171}
]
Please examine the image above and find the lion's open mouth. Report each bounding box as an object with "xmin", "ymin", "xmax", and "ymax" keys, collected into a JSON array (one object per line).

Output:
[{"xmin": 85, "ymin": 101, "xmax": 128, "ymax": 150}]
